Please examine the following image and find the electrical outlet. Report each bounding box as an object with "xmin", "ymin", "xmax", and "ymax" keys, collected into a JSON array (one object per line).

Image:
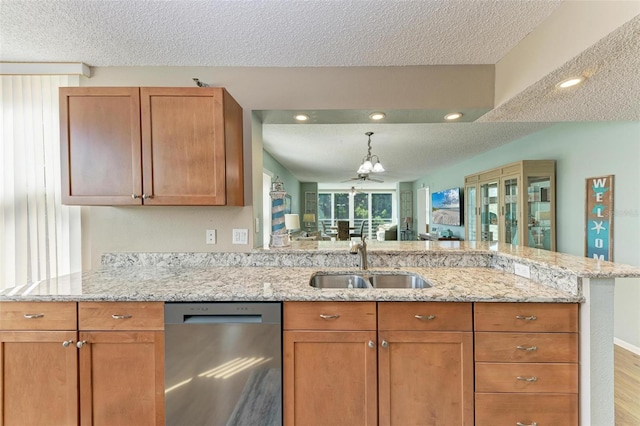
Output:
[
  {"xmin": 206, "ymin": 229, "xmax": 216, "ymax": 245},
  {"xmin": 514, "ymin": 262, "xmax": 531, "ymax": 278},
  {"xmin": 255, "ymin": 217, "xmax": 260, "ymax": 233},
  {"xmin": 232, "ymin": 229, "xmax": 249, "ymax": 244}
]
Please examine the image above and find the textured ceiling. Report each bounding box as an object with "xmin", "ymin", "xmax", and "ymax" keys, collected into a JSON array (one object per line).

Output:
[
  {"xmin": 0, "ymin": 0, "xmax": 560, "ymax": 66},
  {"xmin": 1, "ymin": 0, "xmax": 638, "ymax": 184}
]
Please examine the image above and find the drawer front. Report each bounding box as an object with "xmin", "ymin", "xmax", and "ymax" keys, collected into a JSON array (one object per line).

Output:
[
  {"xmin": 475, "ymin": 302, "xmax": 578, "ymax": 332},
  {"xmin": 284, "ymin": 301, "xmax": 376, "ymax": 331},
  {"xmin": 475, "ymin": 332, "xmax": 578, "ymax": 363},
  {"xmin": 378, "ymin": 302, "xmax": 472, "ymax": 331},
  {"xmin": 476, "ymin": 362, "xmax": 578, "ymax": 393},
  {"xmin": 78, "ymin": 302, "xmax": 164, "ymax": 330},
  {"xmin": 0, "ymin": 302, "xmax": 76, "ymax": 330},
  {"xmin": 475, "ymin": 393, "xmax": 578, "ymax": 426}
]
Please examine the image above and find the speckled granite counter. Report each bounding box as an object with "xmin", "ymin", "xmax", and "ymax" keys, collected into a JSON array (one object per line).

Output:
[{"xmin": 2, "ymin": 241, "xmax": 639, "ymax": 302}]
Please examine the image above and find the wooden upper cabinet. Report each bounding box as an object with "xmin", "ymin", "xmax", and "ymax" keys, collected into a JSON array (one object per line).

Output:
[
  {"xmin": 60, "ymin": 87, "xmax": 244, "ymax": 206},
  {"xmin": 60, "ymin": 87, "xmax": 142, "ymax": 205}
]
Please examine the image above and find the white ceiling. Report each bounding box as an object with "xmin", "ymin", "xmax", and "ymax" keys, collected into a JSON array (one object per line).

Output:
[{"xmin": 1, "ymin": 0, "xmax": 638, "ymax": 184}]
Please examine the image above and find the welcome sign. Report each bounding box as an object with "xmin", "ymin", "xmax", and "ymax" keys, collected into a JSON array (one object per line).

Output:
[{"xmin": 585, "ymin": 175, "xmax": 614, "ymax": 261}]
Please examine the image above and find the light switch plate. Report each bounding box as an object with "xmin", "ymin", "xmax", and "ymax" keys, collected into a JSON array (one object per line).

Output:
[
  {"xmin": 232, "ymin": 229, "xmax": 249, "ymax": 245},
  {"xmin": 514, "ymin": 262, "xmax": 531, "ymax": 278}
]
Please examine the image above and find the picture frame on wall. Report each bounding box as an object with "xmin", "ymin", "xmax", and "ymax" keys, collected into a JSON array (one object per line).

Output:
[
  {"xmin": 284, "ymin": 194, "xmax": 292, "ymax": 214},
  {"xmin": 585, "ymin": 174, "xmax": 614, "ymax": 261}
]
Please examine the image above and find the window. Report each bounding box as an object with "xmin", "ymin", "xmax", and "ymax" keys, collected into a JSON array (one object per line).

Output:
[
  {"xmin": 318, "ymin": 190, "xmax": 395, "ymax": 238},
  {"xmin": 0, "ymin": 75, "xmax": 81, "ymax": 290}
]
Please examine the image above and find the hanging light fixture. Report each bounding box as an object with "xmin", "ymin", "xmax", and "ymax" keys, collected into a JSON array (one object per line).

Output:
[{"xmin": 357, "ymin": 132, "xmax": 385, "ymax": 174}]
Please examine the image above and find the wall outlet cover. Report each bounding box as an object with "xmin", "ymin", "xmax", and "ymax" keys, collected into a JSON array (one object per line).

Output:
[
  {"xmin": 514, "ymin": 262, "xmax": 531, "ymax": 279},
  {"xmin": 233, "ymin": 229, "xmax": 249, "ymax": 244},
  {"xmin": 206, "ymin": 229, "xmax": 216, "ymax": 244}
]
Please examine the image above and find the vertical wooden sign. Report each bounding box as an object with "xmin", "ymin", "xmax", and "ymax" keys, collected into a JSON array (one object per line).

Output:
[{"xmin": 585, "ymin": 175, "xmax": 614, "ymax": 261}]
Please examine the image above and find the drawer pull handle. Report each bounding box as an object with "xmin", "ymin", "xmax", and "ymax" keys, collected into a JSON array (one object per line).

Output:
[
  {"xmin": 76, "ymin": 340, "xmax": 87, "ymax": 348},
  {"xmin": 62, "ymin": 340, "xmax": 75, "ymax": 348},
  {"xmin": 517, "ymin": 376, "xmax": 538, "ymax": 382},
  {"xmin": 112, "ymin": 314, "xmax": 133, "ymax": 319},
  {"xmin": 516, "ymin": 422, "xmax": 537, "ymax": 426},
  {"xmin": 515, "ymin": 315, "xmax": 537, "ymax": 321},
  {"xmin": 415, "ymin": 315, "xmax": 436, "ymax": 320},
  {"xmin": 516, "ymin": 345, "xmax": 538, "ymax": 351},
  {"xmin": 319, "ymin": 314, "xmax": 340, "ymax": 320},
  {"xmin": 23, "ymin": 313, "xmax": 44, "ymax": 319}
]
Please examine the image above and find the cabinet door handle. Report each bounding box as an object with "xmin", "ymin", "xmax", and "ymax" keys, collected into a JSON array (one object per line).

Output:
[
  {"xmin": 131, "ymin": 194, "xmax": 141, "ymax": 199},
  {"xmin": 517, "ymin": 376, "xmax": 538, "ymax": 382},
  {"xmin": 368, "ymin": 340, "xmax": 375, "ymax": 348},
  {"xmin": 414, "ymin": 314, "xmax": 436, "ymax": 320},
  {"xmin": 515, "ymin": 315, "xmax": 537, "ymax": 321},
  {"xmin": 516, "ymin": 422, "xmax": 537, "ymax": 426},
  {"xmin": 381, "ymin": 340, "xmax": 388, "ymax": 348},
  {"xmin": 142, "ymin": 194, "xmax": 153, "ymax": 200},
  {"xmin": 76, "ymin": 340, "xmax": 87, "ymax": 348},
  {"xmin": 112, "ymin": 314, "xmax": 133, "ymax": 319},
  {"xmin": 319, "ymin": 314, "xmax": 340, "ymax": 320},
  {"xmin": 23, "ymin": 313, "xmax": 44, "ymax": 319},
  {"xmin": 62, "ymin": 340, "xmax": 75, "ymax": 348},
  {"xmin": 516, "ymin": 345, "xmax": 538, "ymax": 351}
]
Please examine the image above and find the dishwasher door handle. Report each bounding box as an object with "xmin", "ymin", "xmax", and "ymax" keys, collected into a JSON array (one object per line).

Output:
[{"xmin": 183, "ymin": 314, "xmax": 263, "ymax": 324}]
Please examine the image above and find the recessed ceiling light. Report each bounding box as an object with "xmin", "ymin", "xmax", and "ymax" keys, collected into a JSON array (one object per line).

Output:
[
  {"xmin": 369, "ymin": 112, "xmax": 386, "ymax": 120},
  {"xmin": 294, "ymin": 114, "xmax": 310, "ymax": 122},
  {"xmin": 444, "ymin": 112, "xmax": 463, "ymax": 121},
  {"xmin": 557, "ymin": 77, "xmax": 584, "ymax": 89}
]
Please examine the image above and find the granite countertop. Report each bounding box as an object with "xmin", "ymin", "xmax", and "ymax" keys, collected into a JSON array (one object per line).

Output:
[{"xmin": 2, "ymin": 241, "xmax": 639, "ymax": 303}]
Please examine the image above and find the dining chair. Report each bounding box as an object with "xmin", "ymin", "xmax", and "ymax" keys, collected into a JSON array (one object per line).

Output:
[
  {"xmin": 350, "ymin": 220, "xmax": 365, "ymax": 240},
  {"xmin": 337, "ymin": 221, "xmax": 350, "ymax": 241}
]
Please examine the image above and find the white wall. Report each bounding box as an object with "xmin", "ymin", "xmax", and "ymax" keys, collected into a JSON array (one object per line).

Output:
[{"xmin": 413, "ymin": 122, "xmax": 640, "ymax": 349}]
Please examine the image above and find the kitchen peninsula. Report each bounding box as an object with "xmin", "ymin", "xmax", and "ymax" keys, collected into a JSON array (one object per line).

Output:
[{"xmin": 2, "ymin": 241, "xmax": 639, "ymax": 425}]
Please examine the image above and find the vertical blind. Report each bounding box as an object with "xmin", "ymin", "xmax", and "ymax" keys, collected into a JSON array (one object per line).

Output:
[{"xmin": 0, "ymin": 75, "xmax": 81, "ymax": 290}]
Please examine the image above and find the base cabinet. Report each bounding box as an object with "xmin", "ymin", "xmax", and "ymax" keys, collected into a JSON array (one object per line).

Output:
[
  {"xmin": 0, "ymin": 301, "xmax": 164, "ymax": 426},
  {"xmin": 284, "ymin": 301, "xmax": 474, "ymax": 426}
]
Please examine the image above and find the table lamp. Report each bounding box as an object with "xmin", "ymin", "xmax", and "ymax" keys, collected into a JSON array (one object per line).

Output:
[
  {"xmin": 303, "ymin": 213, "xmax": 316, "ymax": 230},
  {"xmin": 285, "ymin": 214, "xmax": 300, "ymax": 236},
  {"xmin": 404, "ymin": 216, "xmax": 412, "ymax": 230}
]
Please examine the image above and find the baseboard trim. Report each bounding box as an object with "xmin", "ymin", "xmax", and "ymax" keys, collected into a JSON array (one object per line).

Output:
[{"xmin": 614, "ymin": 337, "xmax": 640, "ymax": 355}]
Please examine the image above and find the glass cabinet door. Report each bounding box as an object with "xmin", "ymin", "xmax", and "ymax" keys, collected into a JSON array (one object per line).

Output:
[
  {"xmin": 502, "ymin": 176, "xmax": 519, "ymax": 245},
  {"xmin": 465, "ymin": 184, "xmax": 477, "ymax": 241},
  {"xmin": 527, "ymin": 176, "xmax": 552, "ymax": 250},
  {"xmin": 480, "ymin": 181, "xmax": 499, "ymax": 242}
]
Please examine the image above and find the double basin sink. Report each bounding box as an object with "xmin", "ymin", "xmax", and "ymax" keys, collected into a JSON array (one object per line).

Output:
[{"xmin": 310, "ymin": 271, "xmax": 431, "ymax": 289}]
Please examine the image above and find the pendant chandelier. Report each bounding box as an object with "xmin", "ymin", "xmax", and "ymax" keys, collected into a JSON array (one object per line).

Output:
[{"xmin": 357, "ymin": 132, "xmax": 385, "ymax": 174}]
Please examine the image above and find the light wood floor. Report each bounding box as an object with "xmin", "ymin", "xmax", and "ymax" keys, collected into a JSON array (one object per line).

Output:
[{"xmin": 615, "ymin": 344, "xmax": 640, "ymax": 426}]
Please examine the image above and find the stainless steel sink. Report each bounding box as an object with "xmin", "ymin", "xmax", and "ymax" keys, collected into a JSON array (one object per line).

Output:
[
  {"xmin": 309, "ymin": 272, "xmax": 431, "ymax": 289},
  {"xmin": 369, "ymin": 273, "xmax": 431, "ymax": 289},
  {"xmin": 309, "ymin": 273, "xmax": 372, "ymax": 289}
]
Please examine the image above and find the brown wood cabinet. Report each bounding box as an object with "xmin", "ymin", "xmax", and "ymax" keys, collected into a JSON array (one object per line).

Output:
[
  {"xmin": 77, "ymin": 302, "xmax": 165, "ymax": 426},
  {"xmin": 0, "ymin": 302, "xmax": 78, "ymax": 426},
  {"xmin": 284, "ymin": 301, "xmax": 474, "ymax": 426},
  {"xmin": 60, "ymin": 87, "xmax": 244, "ymax": 206},
  {"xmin": 474, "ymin": 302, "xmax": 579, "ymax": 426},
  {"xmin": 0, "ymin": 301, "xmax": 164, "ymax": 426}
]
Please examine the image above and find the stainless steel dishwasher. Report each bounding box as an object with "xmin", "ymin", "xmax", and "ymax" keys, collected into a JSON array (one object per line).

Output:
[{"xmin": 164, "ymin": 302, "xmax": 282, "ymax": 426}]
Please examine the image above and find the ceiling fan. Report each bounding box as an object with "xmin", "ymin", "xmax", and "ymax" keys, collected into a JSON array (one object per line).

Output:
[{"xmin": 342, "ymin": 173, "xmax": 384, "ymax": 183}]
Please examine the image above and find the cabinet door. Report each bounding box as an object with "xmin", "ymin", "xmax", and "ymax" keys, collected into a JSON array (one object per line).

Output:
[
  {"xmin": 501, "ymin": 174, "xmax": 520, "ymax": 245},
  {"xmin": 378, "ymin": 331, "xmax": 474, "ymax": 426},
  {"xmin": 0, "ymin": 331, "xmax": 78, "ymax": 426},
  {"xmin": 464, "ymin": 184, "xmax": 477, "ymax": 241},
  {"xmin": 60, "ymin": 87, "xmax": 142, "ymax": 205},
  {"xmin": 479, "ymin": 180, "xmax": 499, "ymax": 242},
  {"xmin": 283, "ymin": 330, "xmax": 377, "ymax": 426},
  {"xmin": 78, "ymin": 331, "xmax": 164, "ymax": 426},
  {"xmin": 140, "ymin": 87, "xmax": 230, "ymax": 205}
]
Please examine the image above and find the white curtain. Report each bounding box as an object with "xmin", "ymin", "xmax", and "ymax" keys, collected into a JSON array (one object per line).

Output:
[{"xmin": 0, "ymin": 75, "xmax": 82, "ymax": 290}]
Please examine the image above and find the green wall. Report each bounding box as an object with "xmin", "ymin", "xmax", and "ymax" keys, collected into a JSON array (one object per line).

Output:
[{"xmin": 413, "ymin": 122, "xmax": 640, "ymax": 349}]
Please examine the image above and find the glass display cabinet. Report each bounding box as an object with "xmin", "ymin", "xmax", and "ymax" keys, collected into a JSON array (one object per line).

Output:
[{"xmin": 465, "ymin": 160, "xmax": 556, "ymax": 251}]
